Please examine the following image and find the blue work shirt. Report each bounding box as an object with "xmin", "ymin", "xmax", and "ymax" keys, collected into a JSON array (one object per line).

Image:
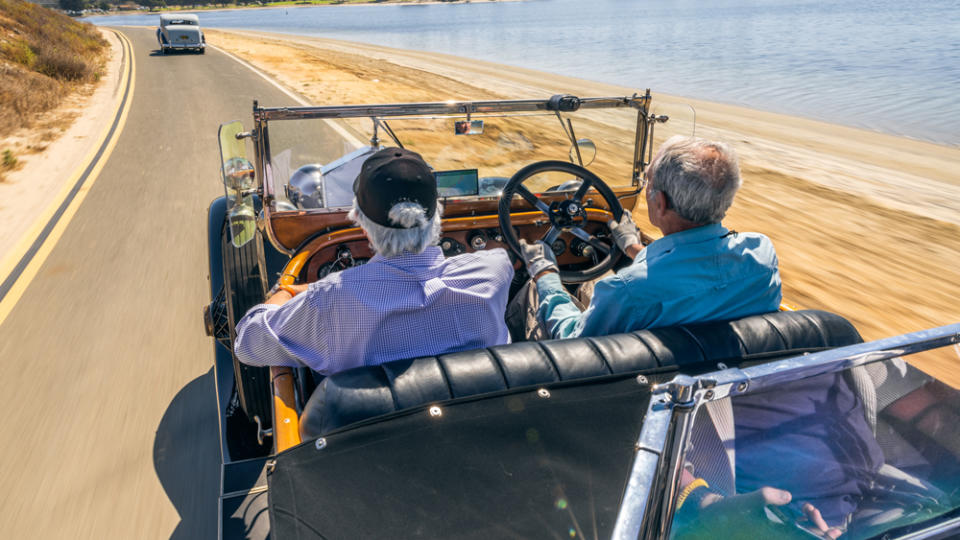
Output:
[
  {"xmin": 536, "ymin": 223, "xmax": 782, "ymax": 338},
  {"xmin": 235, "ymin": 246, "xmax": 514, "ymax": 375}
]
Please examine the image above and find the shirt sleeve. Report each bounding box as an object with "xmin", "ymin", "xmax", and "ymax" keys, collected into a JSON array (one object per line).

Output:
[
  {"xmin": 536, "ymin": 272, "xmax": 646, "ymax": 339},
  {"xmin": 536, "ymin": 270, "xmax": 664, "ymax": 339},
  {"xmin": 233, "ymin": 293, "xmax": 325, "ymax": 369}
]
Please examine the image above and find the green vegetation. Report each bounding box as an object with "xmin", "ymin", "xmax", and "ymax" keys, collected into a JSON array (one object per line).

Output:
[
  {"xmin": 2, "ymin": 149, "xmax": 17, "ymax": 168},
  {"xmin": 1, "ymin": 149, "xmax": 20, "ymax": 181},
  {"xmin": 0, "ymin": 0, "xmax": 107, "ymax": 137}
]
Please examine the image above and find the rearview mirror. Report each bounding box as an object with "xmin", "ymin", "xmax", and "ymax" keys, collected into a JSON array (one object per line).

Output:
[
  {"xmin": 454, "ymin": 119, "xmax": 484, "ymax": 135},
  {"xmin": 568, "ymin": 138, "xmax": 596, "ymax": 167},
  {"xmin": 218, "ymin": 120, "xmax": 257, "ymax": 248}
]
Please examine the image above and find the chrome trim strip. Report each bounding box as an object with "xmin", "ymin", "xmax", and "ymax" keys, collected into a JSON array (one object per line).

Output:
[
  {"xmin": 707, "ymin": 322, "xmax": 960, "ymax": 404},
  {"xmin": 257, "ymin": 96, "xmax": 650, "ymax": 121},
  {"xmin": 222, "ymin": 484, "xmax": 269, "ymax": 501},
  {"xmin": 894, "ymin": 515, "xmax": 960, "ymax": 539}
]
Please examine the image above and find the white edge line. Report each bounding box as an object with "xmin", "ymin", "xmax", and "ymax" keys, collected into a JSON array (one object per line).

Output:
[{"xmin": 209, "ymin": 43, "xmax": 366, "ymax": 149}]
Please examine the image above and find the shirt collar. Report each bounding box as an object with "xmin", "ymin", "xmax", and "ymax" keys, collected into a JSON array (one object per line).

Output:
[
  {"xmin": 642, "ymin": 223, "xmax": 729, "ymax": 260},
  {"xmin": 369, "ymin": 245, "xmax": 445, "ymax": 268}
]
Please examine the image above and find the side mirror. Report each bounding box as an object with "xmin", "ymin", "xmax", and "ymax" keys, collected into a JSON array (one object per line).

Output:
[
  {"xmin": 454, "ymin": 119, "xmax": 484, "ymax": 135},
  {"xmin": 218, "ymin": 121, "xmax": 257, "ymax": 248},
  {"xmin": 568, "ymin": 138, "xmax": 597, "ymax": 167}
]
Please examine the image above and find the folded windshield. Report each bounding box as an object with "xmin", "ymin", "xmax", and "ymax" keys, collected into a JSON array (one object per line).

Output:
[{"xmin": 670, "ymin": 353, "xmax": 960, "ymax": 540}]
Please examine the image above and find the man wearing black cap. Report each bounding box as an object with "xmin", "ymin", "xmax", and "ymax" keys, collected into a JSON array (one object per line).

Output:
[{"xmin": 234, "ymin": 147, "xmax": 514, "ymax": 375}]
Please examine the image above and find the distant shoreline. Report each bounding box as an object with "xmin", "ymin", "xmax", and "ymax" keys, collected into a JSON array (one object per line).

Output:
[{"xmin": 84, "ymin": 0, "xmax": 513, "ymax": 17}]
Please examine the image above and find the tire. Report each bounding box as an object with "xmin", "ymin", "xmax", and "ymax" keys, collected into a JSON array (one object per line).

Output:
[{"xmin": 221, "ymin": 221, "xmax": 273, "ymax": 430}]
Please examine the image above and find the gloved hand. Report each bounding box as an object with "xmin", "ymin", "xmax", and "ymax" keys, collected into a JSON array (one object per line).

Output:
[
  {"xmin": 519, "ymin": 239, "xmax": 558, "ymax": 279},
  {"xmin": 608, "ymin": 213, "xmax": 641, "ymax": 254}
]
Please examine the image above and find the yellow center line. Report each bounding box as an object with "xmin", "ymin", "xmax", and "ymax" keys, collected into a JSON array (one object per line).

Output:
[{"xmin": 0, "ymin": 30, "xmax": 136, "ymax": 329}]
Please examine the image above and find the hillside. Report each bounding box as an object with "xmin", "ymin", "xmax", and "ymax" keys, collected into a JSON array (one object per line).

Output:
[{"xmin": 0, "ymin": 0, "xmax": 107, "ymax": 176}]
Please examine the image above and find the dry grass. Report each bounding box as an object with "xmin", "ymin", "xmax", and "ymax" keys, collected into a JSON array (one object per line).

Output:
[{"xmin": 0, "ymin": 0, "xmax": 107, "ymax": 138}]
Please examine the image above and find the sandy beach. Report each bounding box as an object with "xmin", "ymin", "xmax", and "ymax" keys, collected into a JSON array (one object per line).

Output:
[{"xmin": 206, "ymin": 29, "xmax": 960, "ymax": 375}]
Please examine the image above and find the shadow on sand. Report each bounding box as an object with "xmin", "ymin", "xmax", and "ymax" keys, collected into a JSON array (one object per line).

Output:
[{"xmin": 154, "ymin": 368, "xmax": 221, "ymax": 539}]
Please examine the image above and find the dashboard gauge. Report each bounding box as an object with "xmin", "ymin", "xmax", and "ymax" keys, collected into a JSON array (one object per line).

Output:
[
  {"xmin": 469, "ymin": 232, "xmax": 487, "ymax": 251},
  {"xmin": 317, "ymin": 257, "xmax": 368, "ymax": 279},
  {"xmin": 550, "ymin": 238, "xmax": 567, "ymax": 257},
  {"xmin": 440, "ymin": 237, "xmax": 465, "ymax": 257}
]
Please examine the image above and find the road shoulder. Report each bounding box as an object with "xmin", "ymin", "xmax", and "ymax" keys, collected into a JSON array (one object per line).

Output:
[{"xmin": 0, "ymin": 28, "xmax": 126, "ymax": 268}]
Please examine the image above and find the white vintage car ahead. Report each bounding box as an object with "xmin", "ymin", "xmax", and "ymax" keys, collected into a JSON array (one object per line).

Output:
[{"xmin": 156, "ymin": 13, "xmax": 205, "ymax": 54}]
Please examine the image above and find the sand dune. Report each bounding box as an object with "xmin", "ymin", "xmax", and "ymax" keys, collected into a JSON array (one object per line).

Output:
[{"xmin": 205, "ymin": 29, "xmax": 960, "ymax": 381}]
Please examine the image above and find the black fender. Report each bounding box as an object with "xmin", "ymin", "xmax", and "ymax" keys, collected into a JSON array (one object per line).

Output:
[{"xmin": 207, "ymin": 196, "xmax": 227, "ymax": 305}]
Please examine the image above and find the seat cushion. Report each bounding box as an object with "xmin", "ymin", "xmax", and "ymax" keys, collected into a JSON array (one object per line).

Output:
[{"xmin": 300, "ymin": 310, "xmax": 861, "ymax": 439}]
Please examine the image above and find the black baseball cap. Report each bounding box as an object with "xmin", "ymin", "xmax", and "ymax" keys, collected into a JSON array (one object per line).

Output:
[{"xmin": 353, "ymin": 147, "xmax": 438, "ymax": 229}]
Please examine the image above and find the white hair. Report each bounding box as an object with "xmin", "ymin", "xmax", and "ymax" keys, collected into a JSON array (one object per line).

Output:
[
  {"xmin": 647, "ymin": 136, "xmax": 742, "ymax": 224},
  {"xmin": 348, "ymin": 198, "xmax": 443, "ymax": 257}
]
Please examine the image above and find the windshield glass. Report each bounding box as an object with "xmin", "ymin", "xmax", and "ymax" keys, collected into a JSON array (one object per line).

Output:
[
  {"xmin": 262, "ymin": 102, "xmax": 694, "ymax": 211},
  {"xmin": 670, "ymin": 353, "xmax": 960, "ymax": 539}
]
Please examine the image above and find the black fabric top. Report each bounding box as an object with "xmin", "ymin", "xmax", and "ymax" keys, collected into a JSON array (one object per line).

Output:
[
  {"xmin": 353, "ymin": 147, "xmax": 437, "ymax": 228},
  {"xmin": 270, "ymin": 376, "xmax": 652, "ymax": 540}
]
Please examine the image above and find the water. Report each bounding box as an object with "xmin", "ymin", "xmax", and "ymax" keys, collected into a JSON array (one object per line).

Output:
[{"xmin": 90, "ymin": 0, "xmax": 960, "ymax": 146}]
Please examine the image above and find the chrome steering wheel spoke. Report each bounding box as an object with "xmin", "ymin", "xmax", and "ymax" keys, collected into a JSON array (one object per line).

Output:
[
  {"xmin": 572, "ymin": 178, "xmax": 592, "ymax": 204},
  {"xmin": 569, "ymin": 227, "xmax": 611, "ymax": 255},
  {"xmin": 542, "ymin": 226, "xmax": 561, "ymax": 245}
]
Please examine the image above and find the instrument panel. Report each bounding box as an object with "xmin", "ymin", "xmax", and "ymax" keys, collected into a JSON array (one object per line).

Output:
[{"xmin": 302, "ymin": 220, "xmax": 612, "ymax": 282}]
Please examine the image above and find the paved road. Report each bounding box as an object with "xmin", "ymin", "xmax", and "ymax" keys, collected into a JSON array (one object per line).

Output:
[{"xmin": 0, "ymin": 27, "xmax": 341, "ymax": 539}]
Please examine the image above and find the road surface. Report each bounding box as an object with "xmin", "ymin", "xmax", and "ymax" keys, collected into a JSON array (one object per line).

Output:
[{"xmin": 0, "ymin": 27, "xmax": 344, "ymax": 539}]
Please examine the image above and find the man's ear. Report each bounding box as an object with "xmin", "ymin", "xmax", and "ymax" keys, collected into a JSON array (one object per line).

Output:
[{"xmin": 652, "ymin": 190, "xmax": 669, "ymax": 218}]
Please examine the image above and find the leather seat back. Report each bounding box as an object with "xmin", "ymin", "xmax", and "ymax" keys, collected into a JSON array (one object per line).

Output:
[{"xmin": 300, "ymin": 310, "xmax": 861, "ymax": 439}]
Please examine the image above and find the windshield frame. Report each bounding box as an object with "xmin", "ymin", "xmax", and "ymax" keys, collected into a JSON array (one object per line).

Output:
[{"xmin": 616, "ymin": 322, "xmax": 960, "ymax": 539}]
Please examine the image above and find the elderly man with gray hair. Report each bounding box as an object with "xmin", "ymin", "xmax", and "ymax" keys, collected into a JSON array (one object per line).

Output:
[
  {"xmin": 515, "ymin": 135, "xmax": 781, "ymax": 339},
  {"xmin": 235, "ymin": 147, "xmax": 513, "ymax": 375}
]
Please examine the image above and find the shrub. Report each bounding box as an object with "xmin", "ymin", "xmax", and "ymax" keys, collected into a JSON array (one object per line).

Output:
[
  {"xmin": 33, "ymin": 41, "xmax": 92, "ymax": 81},
  {"xmin": 2, "ymin": 149, "xmax": 17, "ymax": 168},
  {"xmin": 1, "ymin": 40, "xmax": 36, "ymax": 68}
]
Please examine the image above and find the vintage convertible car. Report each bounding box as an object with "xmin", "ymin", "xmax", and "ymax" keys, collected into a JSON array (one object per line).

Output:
[
  {"xmin": 156, "ymin": 13, "xmax": 204, "ymax": 55},
  {"xmin": 202, "ymin": 93, "xmax": 960, "ymax": 539}
]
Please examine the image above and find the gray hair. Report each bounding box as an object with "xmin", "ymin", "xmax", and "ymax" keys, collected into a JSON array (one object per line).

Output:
[
  {"xmin": 647, "ymin": 136, "xmax": 742, "ymax": 224},
  {"xmin": 348, "ymin": 198, "xmax": 443, "ymax": 257}
]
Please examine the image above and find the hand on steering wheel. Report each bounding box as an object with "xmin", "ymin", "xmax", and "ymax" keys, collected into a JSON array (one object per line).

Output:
[{"xmin": 497, "ymin": 160, "xmax": 624, "ymax": 283}]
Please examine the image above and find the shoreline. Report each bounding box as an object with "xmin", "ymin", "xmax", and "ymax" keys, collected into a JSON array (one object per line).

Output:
[
  {"xmin": 203, "ymin": 28, "xmax": 960, "ymax": 376},
  {"xmin": 85, "ymin": 0, "xmax": 515, "ymax": 17}
]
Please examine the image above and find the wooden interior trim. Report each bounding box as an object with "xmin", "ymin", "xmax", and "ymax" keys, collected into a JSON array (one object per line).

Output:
[{"xmin": 270, "ymin": 366, "xmax": 301, "ymax": 452}]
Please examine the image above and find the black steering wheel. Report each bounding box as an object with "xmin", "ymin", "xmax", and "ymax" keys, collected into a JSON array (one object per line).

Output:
[{"xmin": 498, "ymin": 160, "xmax": 624, "ymax": 283}]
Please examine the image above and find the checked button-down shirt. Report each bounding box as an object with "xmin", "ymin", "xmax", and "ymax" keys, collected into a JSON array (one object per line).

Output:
[{"xmin": 234, "ymin": 246, "xmax": 514, "ymax": 375}]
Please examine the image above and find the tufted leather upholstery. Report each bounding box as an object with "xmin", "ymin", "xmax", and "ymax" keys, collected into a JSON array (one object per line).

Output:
[{"xmin": 299, "ymin": 310, "xmax": 862, "ymax": 439}]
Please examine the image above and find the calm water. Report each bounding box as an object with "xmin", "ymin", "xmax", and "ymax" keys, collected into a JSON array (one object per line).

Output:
[{"xmin": 91, "ymin": 0, "xmax": 960, "ymax": 146}]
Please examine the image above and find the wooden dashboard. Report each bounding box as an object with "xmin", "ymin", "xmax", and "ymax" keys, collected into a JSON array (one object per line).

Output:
[{"xmin": 293, "ymin": 211, "xmax": 614, "ymax": 283}]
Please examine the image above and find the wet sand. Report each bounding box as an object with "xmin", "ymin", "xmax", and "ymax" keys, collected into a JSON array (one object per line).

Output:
[{"xmin": 206, "ymin": 29, "xmax": 960, "ymax": 380}]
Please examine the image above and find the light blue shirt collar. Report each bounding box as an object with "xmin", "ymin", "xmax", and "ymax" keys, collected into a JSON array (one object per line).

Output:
[{"xmin": 640, "ymin": 223, "xmax": 729, "ymax": 262}]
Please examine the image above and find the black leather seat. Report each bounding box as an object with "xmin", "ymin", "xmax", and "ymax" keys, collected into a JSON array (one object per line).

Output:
[{"xmin": 300, "ymin": 310, "xmax": 862, "ymax": 439}]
